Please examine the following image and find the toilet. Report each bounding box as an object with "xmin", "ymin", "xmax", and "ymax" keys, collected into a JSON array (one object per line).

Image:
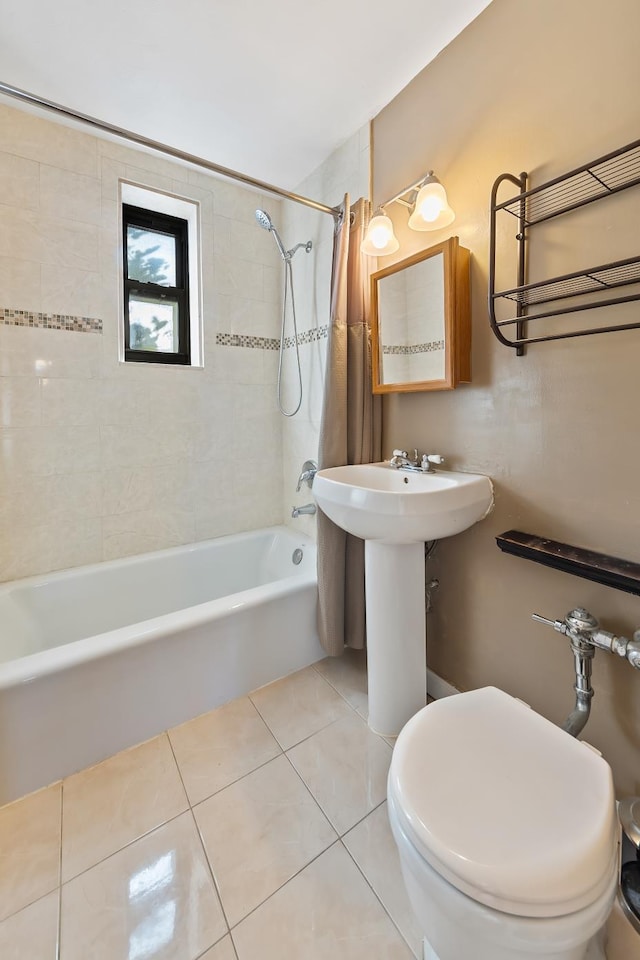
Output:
[{"xmin": 387, "ymin": 687, "xmax": 619, "ymax": 960}]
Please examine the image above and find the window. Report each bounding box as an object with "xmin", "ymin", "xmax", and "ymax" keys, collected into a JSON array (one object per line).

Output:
[
  {"xmin": 120, "ymin": 183, "xmax": 202, "ymax": 367},
  {"xmin": 123, "ymin": 204, "xmax": 190, "ymax": 364}
]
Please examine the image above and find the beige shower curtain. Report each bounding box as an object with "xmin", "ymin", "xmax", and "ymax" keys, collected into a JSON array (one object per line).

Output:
[{"xmin": 317, "ymin": 195, "xmax": 382, "ymax": 656}]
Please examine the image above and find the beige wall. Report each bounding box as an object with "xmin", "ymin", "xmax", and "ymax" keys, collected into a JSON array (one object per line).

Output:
[{"xmin": 372, "ymin": 0, "xmax": 640, "ymax": 795}]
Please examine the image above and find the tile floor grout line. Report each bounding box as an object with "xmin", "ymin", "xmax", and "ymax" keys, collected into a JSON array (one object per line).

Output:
[
  {"xmin": 339, "ymin": 833, "xmax": 421, "ymax": 960},
  {"xmin": 311, "ymin": 660, "xmax": 367, "ymax": 715},
  {"xmin": 226, "ymin": 838, "xmax": 343, "ymax": 933},
  {"xmin": 280, "ymin": 707, "xmax": 370, "ymax": 756},
  {"xmin": 280, "ymin": 749, "xmax": 340, "ymax": 839},
  {"xmin": 338, "ymin": 797, "xmax": 387, "ymax": 840},
  {"xmin": 245, "ymin": 692, "xmax": 292, "ymax": 752},
  {"xmin": 228, "ymin": 928, "xmax": 241, "ymax": 960},
  {"xmin": 192, "ymin": 751, "xmax": 339, "ymax": 936},
  {"xmin": 187, "ymin": 748, "xmax": 286, "ymax": 810},
  {"xmin": 187, "ymin": 805, "xmax": 234, "ymax": 945},
  {"xmin": 165, "ymin": 726, "xmax": 197, "ymax": 806},
  {"xmin": 56, "ymin": 806, "xmax": 189, "ymax": 888}
]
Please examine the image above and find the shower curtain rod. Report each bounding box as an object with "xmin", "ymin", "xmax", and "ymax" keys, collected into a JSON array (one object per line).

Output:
[{"xmin": 0, "ymin": 81, "xmax": 341, "ymax": 219}]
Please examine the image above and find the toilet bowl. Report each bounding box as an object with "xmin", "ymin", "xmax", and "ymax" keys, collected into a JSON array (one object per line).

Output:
[{"xmin": 387, "ymin": 687, "xmax": 619, "ymax": 960}]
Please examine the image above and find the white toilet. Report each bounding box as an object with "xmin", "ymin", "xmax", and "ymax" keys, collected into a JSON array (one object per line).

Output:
[{"xmin": 387, "ymin": 687, "xmax": 619, "ymax": 960}]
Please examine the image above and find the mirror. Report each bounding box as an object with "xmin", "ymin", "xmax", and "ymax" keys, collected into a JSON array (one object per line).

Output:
[{"xmin": 371, "ymin": 236, "xmax": 471, "ymax": 393}]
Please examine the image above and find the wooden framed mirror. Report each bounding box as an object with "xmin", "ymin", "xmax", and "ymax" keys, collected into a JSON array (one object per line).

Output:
[{"xmin": 370, "ymin": 236, "xmax": 471, "ymax": 393}]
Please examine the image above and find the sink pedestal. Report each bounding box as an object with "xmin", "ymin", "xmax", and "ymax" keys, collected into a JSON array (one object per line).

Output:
[{"xmin": 365, "ymin": 541, "xmax": 427, "ymax": 736}]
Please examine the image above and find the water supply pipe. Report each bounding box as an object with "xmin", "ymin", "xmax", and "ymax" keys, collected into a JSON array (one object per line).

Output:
[{"xmin": 532, "ymin": 607, "xmax": 640, "ymax": 737}]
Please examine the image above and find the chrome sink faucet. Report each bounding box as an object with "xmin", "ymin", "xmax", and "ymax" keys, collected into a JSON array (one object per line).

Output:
[{"xmin": 389, "ymin": 448, "xmax": 445, "ymax": 473}]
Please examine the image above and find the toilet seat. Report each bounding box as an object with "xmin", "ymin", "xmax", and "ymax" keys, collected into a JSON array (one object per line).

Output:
[{"xmin": 388, "ymin": 686, "xmax": 619, "ymax": 918}]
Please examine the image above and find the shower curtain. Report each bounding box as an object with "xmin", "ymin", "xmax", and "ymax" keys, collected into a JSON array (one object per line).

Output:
[{"xmin": 317, "ymin": 195, "xmax": 382, "ymax": 656}]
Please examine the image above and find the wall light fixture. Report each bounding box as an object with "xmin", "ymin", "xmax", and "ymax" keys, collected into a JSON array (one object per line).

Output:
[{"xmin": 361, "ymin": 171, "xmax": 455, "ymax": 257}]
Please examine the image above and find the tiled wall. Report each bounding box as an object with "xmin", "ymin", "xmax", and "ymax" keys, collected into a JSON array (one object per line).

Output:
[
  {"xmin": 281, "ymin": 126, "xmax": 371, "ymax": 537},
  {"xmin": 0, "ymin": 103, "xmax": 286, "ymax": 582}
]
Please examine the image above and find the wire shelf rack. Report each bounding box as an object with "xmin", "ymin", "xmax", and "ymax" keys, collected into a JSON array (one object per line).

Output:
[{"xmin": 489, "ymin": 138, "xmax": 640, "ymax": 352}]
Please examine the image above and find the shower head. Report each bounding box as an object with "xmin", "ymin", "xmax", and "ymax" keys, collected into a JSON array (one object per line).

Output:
[
  {"xmin": 255, "ymin": 208, "xmax": 288, "ymax": 260},
  {"xmin": 255, "ymin": 209, "xmax": 273, "ymax": 231}
]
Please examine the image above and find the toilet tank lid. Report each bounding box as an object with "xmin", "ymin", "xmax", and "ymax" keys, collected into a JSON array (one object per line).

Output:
[{"xmin": 388, "ymin": 687, "xmax": 619, "ymax": 917}]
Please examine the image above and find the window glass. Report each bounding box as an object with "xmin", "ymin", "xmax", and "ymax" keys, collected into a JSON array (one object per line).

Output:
[
  {"xmin": 126, "ymin": 226, "xmax": 177, "ymax": 286},
  {"xmin": 128, "ymin": 296, "xmax": 179, "ymax": 352}
]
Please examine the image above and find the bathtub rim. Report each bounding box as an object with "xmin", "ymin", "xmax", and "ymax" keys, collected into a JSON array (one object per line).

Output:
[{"xmin": 0, "ymin": 525, "xmax": 317, "ymax": 691}]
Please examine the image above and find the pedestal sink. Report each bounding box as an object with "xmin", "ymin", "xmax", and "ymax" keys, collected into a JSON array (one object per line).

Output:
[{"xmin": 313, "ymin": 462, "xmax": 493, "ymax": 736}]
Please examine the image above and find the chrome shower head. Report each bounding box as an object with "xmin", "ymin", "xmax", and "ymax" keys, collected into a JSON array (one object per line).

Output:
[
  {"xmin": 255, "ymin": 209, "xmax": 273, "ymax": 231},
  {"xmin": 255, "ymin": 208, "xmax": 288, "ymax": 260}
]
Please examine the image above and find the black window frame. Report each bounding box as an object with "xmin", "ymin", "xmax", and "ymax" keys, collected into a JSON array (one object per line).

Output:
[{"xmin": 123, "ymin": 203, "xmax": 191, "ymax": 365}]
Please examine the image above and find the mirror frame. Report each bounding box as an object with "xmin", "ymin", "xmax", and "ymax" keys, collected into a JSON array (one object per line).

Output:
[{"xmin": 370, "ymin": 235, "xmax": 470, "ymax": 394}]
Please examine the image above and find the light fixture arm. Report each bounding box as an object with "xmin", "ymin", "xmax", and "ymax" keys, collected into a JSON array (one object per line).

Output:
[{"xmin": 379, "ymin": 170, "xmax": 436, "ymax": 210}]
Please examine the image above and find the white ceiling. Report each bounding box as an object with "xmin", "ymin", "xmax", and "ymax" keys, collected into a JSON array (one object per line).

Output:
[{"xmin": 0, "ymin": 0, "xmax": 491, "ymax": 189}]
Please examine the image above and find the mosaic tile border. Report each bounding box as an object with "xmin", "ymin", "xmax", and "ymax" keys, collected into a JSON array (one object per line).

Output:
[
  {"xmin": 0, "ymin": 308, "xmax": 102, "ymax": 334},
  {"xmin": 216, "ymin": 325, "xmax": 329, "ymax": 351},
  {"xmin": 382, "ymin": 339, "xmax": 445, "ymax": 355}
]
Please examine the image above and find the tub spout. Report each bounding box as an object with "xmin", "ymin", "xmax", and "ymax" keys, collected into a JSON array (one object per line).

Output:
[{"xmin": 291, "ymin": 503, "xmax": 316, "ymax": 518}]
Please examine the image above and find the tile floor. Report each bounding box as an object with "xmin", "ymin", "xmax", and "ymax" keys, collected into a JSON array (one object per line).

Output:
[{"xmin": 0, "ymin": 649, "xmax": 424, "ymax": 960}]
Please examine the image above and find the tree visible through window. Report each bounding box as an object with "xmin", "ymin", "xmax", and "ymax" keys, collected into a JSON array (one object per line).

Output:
[{"xmin": 123, "ymin": 204, "xmax": 191, "ymax": 364}]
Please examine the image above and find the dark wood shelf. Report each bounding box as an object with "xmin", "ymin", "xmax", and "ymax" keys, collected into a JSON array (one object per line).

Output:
[{"xmin": 496, "ymin": 530, "xmax": 640, "ymax": 597}]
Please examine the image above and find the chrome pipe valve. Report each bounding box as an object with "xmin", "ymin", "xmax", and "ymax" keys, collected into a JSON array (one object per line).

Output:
[{"xmin": 533, "ymin": 607, "xmax": 640, "ymax": 670}]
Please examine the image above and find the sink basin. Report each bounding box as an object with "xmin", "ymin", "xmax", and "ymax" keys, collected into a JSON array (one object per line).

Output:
[{"xmin": 313, "ymin": 462, "xmax": 493, "ymax": 543}]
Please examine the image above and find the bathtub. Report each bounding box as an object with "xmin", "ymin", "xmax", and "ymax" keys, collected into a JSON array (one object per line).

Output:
[{"xmin": 0, "ymin": 526, "xmax": 323, "ymax": 805}]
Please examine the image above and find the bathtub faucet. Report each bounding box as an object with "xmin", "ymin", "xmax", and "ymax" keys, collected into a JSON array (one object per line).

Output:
[
  {"xmin": 291, "ymin": 503, "xmax": 316, "ymax": 518},
  {"xmin": 296, "ymin": 460, "xmax": 318, "ymax": 491}
]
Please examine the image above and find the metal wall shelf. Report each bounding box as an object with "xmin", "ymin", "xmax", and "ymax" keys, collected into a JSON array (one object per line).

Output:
[
  {"xmin": 489, "ymin": 138, "xmax": 640, "ymax": 353},
  {"xmin": 496, "ymin": 530, "xmax": 640, "ymax": 597}
]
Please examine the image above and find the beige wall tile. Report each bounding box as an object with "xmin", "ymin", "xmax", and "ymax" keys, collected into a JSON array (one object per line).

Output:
[
  {"xmin": 0, "ymin": 205, "xmax": 42, "ymax": 261},
  {"xmin": 0, "ymin": 326, "xmax": 101, "ymax": 379},
  {"xmin": 60, "ymin": 812, "xmax": 227, "ymax": 960},
  {"xmin": 0, "ymin": 376, "xmax": 41, "ymax": 427},
  {"xmin": 38, "ymin": 216, "xmax": 99, "ymax": 271},
  {"xmin": 0, "ymin": 516, "xmax": 103, "ymax": 582},
  {"xmin": 0, "ymin": 255, "xmax": 41, "ymax": 311},
  {"xmin": 39, "ymin": 165, "xmax": 102, "ymax": 225},
  {"xmin": 0, "ymin": 152, "xmax": 39, "ymax": 210},
  {"xmin": 0, "ymin": 425, "xmax": 101, "ymax": 479},
  {"xmin": 0, "ymin": 891, "xmax": 59, "ymax": 960},
  {"xmin": 0, "ymin": 102, "xmax": 287, "ymax": 578},
  {"xmin": 101, "ymin": 507, "xmax": 196, "ymax": 560},
  {"xmin": 61, "ymin": 734, "xmax": 188, "ymax": 882},
  {"xmin": 41, "ymin": 377, "xmax": 101, "ymax": 426},
  {"xmin": 40, "ymin": 263, "xmax": 102, "ymax": 317},
  {"xmin": 169, "ymin": 697, "xmax": 281, "ymax": 805},
  {"xmin": 0, "ymin": 105, "xmax": 98, "ymax": 176},
  {"xmin": 0, "ymin": 782, "xmax": 61, "ymax": 922}
]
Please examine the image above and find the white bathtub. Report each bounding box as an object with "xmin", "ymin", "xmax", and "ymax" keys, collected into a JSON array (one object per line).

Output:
[{"xmin": 0, "ymin": 526, "xmax": 323, "ymax": 805}]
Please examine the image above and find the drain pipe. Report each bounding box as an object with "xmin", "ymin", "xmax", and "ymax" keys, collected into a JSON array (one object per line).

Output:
[{"xmin": 532, "ymin": 607, "xmax": 640, "ymax": 737}]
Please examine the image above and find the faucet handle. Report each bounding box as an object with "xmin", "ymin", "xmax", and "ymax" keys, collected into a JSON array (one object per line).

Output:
[
  {"xmin": 392, "ymin": 449, "xmax": 407, "ymax": 458},
  {"xmin": 426, "ymin": 454, "xmax": 444, "ymax": 465}
]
